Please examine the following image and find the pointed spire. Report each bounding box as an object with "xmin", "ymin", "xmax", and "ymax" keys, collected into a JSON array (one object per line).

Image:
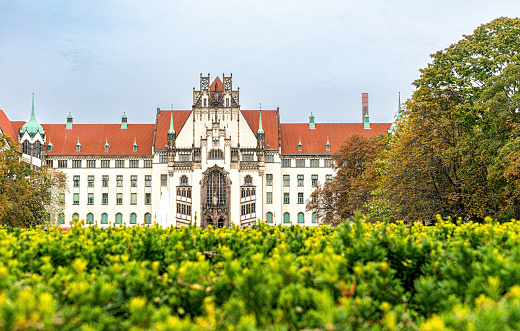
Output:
[
  {"xmin": 21, "ymin": 93, "xmax": 45, "ymax": 137},
  {"xmin": 397, "ymin": 91, "xmax": 402, "ymax": 119},
  {"xmin": 388, "ymin": 92, "xmax": 402, "ymax": 135},
  {"xmin": 258, "ymin": 109, "xmax": 264, "ymax": 134},
  {"xmin": 168, "ymin": 113, "xmax": 175, "ymax": 135}
]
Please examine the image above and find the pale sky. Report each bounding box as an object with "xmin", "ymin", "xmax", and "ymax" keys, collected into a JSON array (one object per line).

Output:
[{"xmin": 1, "ymin": 0, "xmax": 519, "ymax": 126}]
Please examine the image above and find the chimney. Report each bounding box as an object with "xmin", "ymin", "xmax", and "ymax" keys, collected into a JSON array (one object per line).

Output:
[{"xmin": 362, "ymin": 93, "xmax": 369, "ymax": 122}]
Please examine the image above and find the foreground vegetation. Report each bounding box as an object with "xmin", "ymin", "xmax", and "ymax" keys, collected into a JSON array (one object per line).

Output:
[{"xmin": 2, "ymin": 217, "xmax": 520, "ymax": 330}]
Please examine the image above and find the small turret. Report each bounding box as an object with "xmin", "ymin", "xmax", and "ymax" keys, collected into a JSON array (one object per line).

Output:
[
  {"xmin": 309, "ymin": 112, "xmax": 315, "ymax": 129},
  {"xmin": 66, "ymin": 113, "xmax": 73, "ymax": 130},
  {"xmin": 20, "ymin": 93, "xmax": 45, "ymax": 137},
  {"xmin": 364, "ymin": 113, "xmax": 370, "ymax": 129},
  {"xmin": 121, "ymin": 113, "xmax": 128, "ymax": 130}
]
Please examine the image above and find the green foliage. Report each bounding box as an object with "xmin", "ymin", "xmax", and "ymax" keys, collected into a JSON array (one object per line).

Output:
[{"xmin": 2, "ymin": 219, "xmax": 520, "ymax": 329}]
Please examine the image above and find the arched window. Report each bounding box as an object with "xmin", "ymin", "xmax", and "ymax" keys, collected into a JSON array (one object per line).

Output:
[
  {"xmin": 266, "ymin": 212, "xmax": 273, "ymax": 223},
  {"xmin": 101, "ymin": 213, "xmax": 108, "ymax": 224},
  {"xmin": 251, "ymin": 188, "xmax": 255, "ymax": 196},
  {"xmin": 283, "ymin": 212, "xmax": 290, "ymax": 223},
  {"xmin": 180, "ymin": 175, "xmax": 188, "ymax": 185},
  {"xmin": 241, "ymin": 189, "xmax": 245, "ymax": 198},
  {"xmin": 298, "ymin": 212, "xmax": 304, "ymax": 224},
  {"xmin": 144, "ymin": 213, "xmax": 151, "ymax": 224},
  {"xmin": 312, "ymin": 212, "xmax": 317, "ymax": 223},
  {"xmin": 116, "ymin": 213, "xmax": 122, "ymax": 224},
  {"xmin": 244, "ymin": 175, "xmax": 252, "ymax": 185},
  {"xmin": 246, "ymin": 188, "xmax": 250, "ymax": 197},
  {"xmin": 208, "ymin": 149, "xmax": 224, "ymax": 160},
  {"xmin": 34, "ymin": 141, "xmax": 41, "ymax": 158},
  {"xmin": 87, "ymin": 213, "xmax": 94, "ymax": 224},
  {"xmin": 182, "ymin": 188, "xmax": 186, "ymax": 197},
  {"xmin": 72, "ymin": 213, "xmax": 79, "ymax": 222},
  {"xmin": 187, "ymin": 188, "xmax": 191, "ymax": 199},
  {"xmin": 130, "ymin": 213, "xmax": 137, "ymax": 224},
  {"xmin": 177, "ymin": 188, "xmax": 181, "ymax": 196},
  {"xmin": 206, "ymin": 171, "xmax": 226, "ymax": 205},
  {"xmin": 58, "ymin": 213, "xmax": 65, "ymax": 224}
]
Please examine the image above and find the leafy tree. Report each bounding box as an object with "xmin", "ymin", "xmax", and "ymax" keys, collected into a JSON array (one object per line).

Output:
[
  {"xmin": 307, "ymin": 133, "xmax": 381, "ymax": 226},
  {"xmin": 383, "ymin": 17, "xmax": 520, "ymax": 221},
  {"xmin": 0, "ymin": 134, "xmax": 67, "ymax": 227}
]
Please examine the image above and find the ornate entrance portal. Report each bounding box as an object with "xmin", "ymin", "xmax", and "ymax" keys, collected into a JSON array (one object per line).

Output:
[{"xmin": 201, "ymin": 166, "xmax": 231, "ymax": 228}]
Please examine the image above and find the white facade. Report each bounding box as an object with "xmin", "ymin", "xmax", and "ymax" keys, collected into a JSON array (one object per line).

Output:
[{"xmin": 10, "ymin": 74, "xmax": 391, "ymax": 228}]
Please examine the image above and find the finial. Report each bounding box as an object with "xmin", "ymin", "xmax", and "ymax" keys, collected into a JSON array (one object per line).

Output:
[
  {"xmin": 258, "ymin": 110, "xmax": 264, "ymax": 134},
  {"xmin": 168, "ymin": 112, "xmax": 175, "ymax": 135}
]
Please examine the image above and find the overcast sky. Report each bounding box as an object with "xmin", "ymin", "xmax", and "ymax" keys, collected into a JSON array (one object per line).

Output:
[{"xmin": 1, "ymin": 1, "xmax": 519, "ymax": 126}]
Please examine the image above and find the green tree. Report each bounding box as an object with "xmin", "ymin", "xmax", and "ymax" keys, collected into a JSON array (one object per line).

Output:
[
  {"xmin": 0, "ymin": 134, "xmax": 67, "ymax": 227},
  {"xmin": 383, "ymin": 17, "xmax": 520, "ymax": 221},
  {"xmin": 307, "ymin": 133, "xmax": 381, "ymax": 226}
]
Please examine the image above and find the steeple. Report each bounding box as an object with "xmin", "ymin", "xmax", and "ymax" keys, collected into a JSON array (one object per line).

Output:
[
  {"xmin": 258, "ymin": 110, "xmax": 264, "ymax": 134},
  {"xmin": 121, "ymin": 112, "xmax": 128, "ymax": 130},
  {"xmin": 66, "ymin": 112, "xmax": 73, "ymax": 130},
  {"xmin": 20, "ymin": 93, "xmax": 45, "ymax": 137},
  {"xmin": 388, "ymin": 92, "xmax": 402, "ymax": 135},
  {"xmin": 168, "ymin": 113, "xmax": 175, "ymax": 135}
]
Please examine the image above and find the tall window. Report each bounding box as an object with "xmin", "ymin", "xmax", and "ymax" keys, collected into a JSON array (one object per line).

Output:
[
  {"xmin": 266, "ymin": 212, "xmax": 273, "ymax": 223},
  {"xmin": 102, "ymin": 175, "xmax": 109, "ymax": 187},
  {"xmin": 102, "ymin": 193, "xmax": 108, "ymax": 205},
  {"xmin": 130, "ymin": 213, "xmax": 137, "ymax": 224},
  {"xmin": 116, "ymin": 193, "xmax": 123, "ymax": 205},
  {"xmin": 144, "ymin": 213, "xmax": 151, "ymax": 224},
  {"xmin": 87, "ymin": 160, "xmax": 96, "ymax": 168},
  {"xmin": 244, "ymin": 175, "xmax": 252, "ymax": 185},
  {"xmin": 131, "ymin": 193, "xmax": 137, "ymax": 205},
  {"xmin": 296, "ymin": 159, "xmax": 305, "ymax": 168},
  {"xmin": 281, "ymin": 159, "xmax": 291, "ymax": 168},
  {"xmin": 101, "ymin": 213, "xmax": 108, "ymax": 224},
  {"xmin": 144, "ymin": 160, "xmax": 152, "ymax": 168},
  {"xmin": 88, "ymin": 193, "xmax": 94, "ymax": 205},
  {"xmin": 58, "ymin": 213, "xmax": 65, "ymax": 224},
  {"xmin": 145, "ymin": 175, "xmax": 152, "ymax": 187},
  {"xmin": 87, "ymin": 213, "xmax": 94, "ymax": 224},
  {"xmin": 115, "ymin": 213, "xmax": 122, "ymax": 224},
  {"xmin": 72, "ymin": 160, "xmax": 82, "ymax": 168},
  {"xmin": 145, "ymin": 193, "xmax": 151, "ymax": 205},
  {"xmin": 326, "ymin": 175, "xmax": 332, "ymax": 183},
  {"xmin": 266, "ymin": 174, "xmax": 273, "ymax": 186},
  {"xmin": 324, "ymin": 159, "xmax": 332, "ymax": 167},
  {"xmin": 115, "ymin": 159, "xmax": 124, "ymax": 168},
  {"xmin": 265, "ymin": 155, "xmax": 274, "ymax": 163},
  {"xmin": 283, "ymin": 175, "xmax": 290, "ymax": 187},
  {"xmin": 312, "ymin": 175, "xmax": 318, "ymax": 186},
  {"xmin": 159, "ymin": 154, "xmax": 168, "ymax": 163},
  {"xmin": 161, "ymin": 174, "xmax": 167, "ymax": 186},
  {"xmin": 283, "ymin": 212, "xmax": 290, "ymax": 223},
  {"xmin": 101, "ymin": 160, "xmax": 110, "ymax": 168},
  {"xmin": 73, "ymin": 193, "xmax": 79, "ymax": 205},
  {"xmin": 73, "ymin": 175, "xmax": 80, "ymax": 187},
  {"xmin": 131, "ymin": 175, "xmax": 137, "ymax": 187},
  {"xmin": 180, "ymin": 175, "xmax": 188, "ymax": 185},
  {"xmin": 310, "ymin": 159, "xmax": 319, "ymax": 167},
  {"xmin": 266, "ymin": 192, "xmax": 273, "ymax": 204},
  {"xmin": 116, "ymin": 175, "xmax": 123, "ymax": 187},
  {"xmin": 298, "ymin": 212, "xmax": 304, "ymax": 223},
  {"xmin": 206, "ymin": 171, "xmax": 226, "ymax": 206},
  {"xmin": 297, "ymin": 175, "xmax": 304, "ymax": 187},
  {"xmin": 73, "ymin": 213, "xmax": 79, "ymax": 221},
  {"xmin": 129, "ymin": 160, "xmax": 139, "ymax": 168},
  {"xmin": 312, "ymin": 212, "xmax": 318, "ymax": 223},
  {"xmin": 46, "ymin": 160, "xmax": 54, "ymax": 167},
  {"xmin": 284, "ymin": 193, "xmax": 289, "ymax": 204},
  {"xmin": 59, "ymin": 193, "xmax": 65, "ymax": 205},
  {"xmin": 298, "ymin": 192, "xmax": 304, "ymax": 204},
  {"xmin": 58, "ymin": 160, "xmax": 67, "ymax": 168},
  {"xmin": 88, "ymin": 175, "xmax": 94, "ymax": 187}
]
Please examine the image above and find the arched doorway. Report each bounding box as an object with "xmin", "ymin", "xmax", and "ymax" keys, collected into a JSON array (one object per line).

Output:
[{"xmin": 200, "ymin": 166, "xmax": 231, "ymax": 228}]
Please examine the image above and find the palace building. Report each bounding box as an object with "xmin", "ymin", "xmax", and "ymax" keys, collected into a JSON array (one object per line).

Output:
[{"xmin": 0, "ymin": 74, "xmax": 392, "ymax": 227}]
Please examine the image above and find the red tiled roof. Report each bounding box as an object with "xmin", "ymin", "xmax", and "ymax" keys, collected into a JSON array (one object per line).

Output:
[
  {"xmin": 210, "ymin": 77, "xmax": 223, "ymax": 91},
  {"xmin": 0, "ymin": 110, "xmax": 16, "ymax": 140},
  {"xmin": 280, "ymin": 123, "xmax": 391, "ymax": 155},
  {"xmin": 241, "ymin": 110, "xmax": 279, "ymax": 149},
  {"xmin": 43, "ymin": 124, "xmax": 155, "ymax": 155},
  {"xmin": 154, "ymin": 110, "xmax": 191, "ymax": 150},
  {"xmin": 11, "ymin": 121, "xmax": 25, "ymax": 137}
]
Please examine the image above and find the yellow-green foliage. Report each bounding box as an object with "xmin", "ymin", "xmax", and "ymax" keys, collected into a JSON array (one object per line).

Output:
[{"xmin": 2, "ymin": 216, "xmax": 520, "ymax": 330}]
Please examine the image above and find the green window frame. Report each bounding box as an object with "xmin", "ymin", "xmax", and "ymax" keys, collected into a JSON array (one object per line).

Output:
[
  {"xmin": 131, "ymin": 193, "xmax": 137, "ymax": 205},
  {"xmin": 73, "ymin": 193, "xmax": 79, "ymax": 205},
  {"xmin": 284, "ymin": 193, "xmax": 289, "ymax": 204},
  {"xmin": 116, "ymin": 193, "xmax": 123, "ymax": 205},
  {"xmin": 87, "ymin": 213, "xmax": 94, "ymax": 224},
  {"xmin": 145, "ymin": 193, "xmax": 151, "ymax": 205},
  {"xmin": 144, "ymin": 213, "xmax": 151, "ymax": 224},
  {"xmin": 298, "ymin": 192, "xmax": 304, "ymax": 204},
  {"xmin": 130, "ymin": 213, "xmax": 137, "ymax": 224},
  {"xmin": 115, "ymin": 213, "xmax": 122, "ymax": 224},
  {"xmin": 266, "ymin": 192, "xmax": 272, "ymax": 204},
  {"xmin": 283, "ymin": 212, "xmax": 290, "ymax": 223},
  {"xmin": 102, "ymin": 193, "xmax": 108, "ymax": 205},
  {"xmin": 101, "ymin": 213, "xmax": 108, "ymax": 224},
  {"xmin": 312, "ymin": 212, "xmax": 317, "ymax": 223},
  {"xmin": 88, "ymin": 175, "xmax": 94, "ymax": 187},
  {"xmin": 58, "ymin": 213, "xmax": 65, "ymax": 224},
  {"xmin": 72, "ymin": 213, "xmax": 79, "ymax": 222},
  {"xmin": 88, "ymin": 193, "xmax": 94, "ymax": 205},
  {"xmin": 298, "ymin": 212, "xmax": 304, "ymax": 223},
  {"xmin": 266, "ymin": 212, "xmax": 273, "ymax": 223}
]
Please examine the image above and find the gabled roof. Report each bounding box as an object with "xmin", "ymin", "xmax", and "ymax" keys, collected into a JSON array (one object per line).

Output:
[
  {"xmin": 241, "ymin": 110, "xmax": 279, "ymax": 149},
  {"xmin": 0, "ymin": 109, "xmax": 16, "ymax": 140},
  {"xmin": 43, "ymin": 124, "xmax": 155, "ymax": 155},
  {"xmin": 210, "ymin": 77, "xmax": 223, "ymax": 91},
  {"xmin": 280, "ymin": 122, "xmax": 391, "ymax": 155},
  {"xmin": 154, "ymin": 110, "xmax": 191, "ymax": 150}
]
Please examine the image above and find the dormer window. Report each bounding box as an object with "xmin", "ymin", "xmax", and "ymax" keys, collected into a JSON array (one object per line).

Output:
[
  {"xmin": 76, "ymin": 138, "xmax": 81, "ymax": 152},
  {"xmin": 298, "ymin": 137, "xmax": 302, "ymax": 151},
  {"xmin": 105, "ymin": 138, "xmax": 110, "ymax": 152},
  {"xmin": 244, "ymin": 175, "xmax": 252, "ymax": 185},
  {"xmin": 47, "ymin": 141, "xmax": 53, "ymax": 152},
  {"xmin": 326, "ymin": 136, "xmax": 330, "ymax": 151},
  {"xmin": 133, "ymin": 138, "xmax": 138, "ymax": 152}
]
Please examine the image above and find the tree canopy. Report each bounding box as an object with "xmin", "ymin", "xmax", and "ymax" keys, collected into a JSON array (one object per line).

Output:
[{"xmin": 0, "ymin": 134, "xmax": 67, "ymax": 227}]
